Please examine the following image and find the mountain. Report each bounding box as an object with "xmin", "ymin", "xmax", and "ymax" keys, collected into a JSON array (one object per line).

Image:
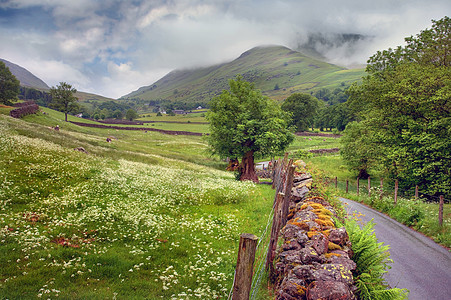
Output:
[
  {"xmin": 121, "ymin": 45, "xmax": 365, "ymax": 104},
  {"xmin": 0, "ymin": 58, "xmax": 49, "ymax": 90}
]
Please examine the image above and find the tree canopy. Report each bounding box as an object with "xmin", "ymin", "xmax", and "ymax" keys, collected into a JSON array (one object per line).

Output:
[
  {"xmin": 343, "ymin": 16, "xmax": 450, "ymax": 197},
  {"xmin": 125, "ymin": 109, "xmax": 139, "ymax": 121},
  {"xmin": 207, "ymin": 75, "xmax": 294, "ymax": 182},
  {"xmin": 49, "ymin": 82, "xmax": 79, "ymax": 122},
  {"xmin": 281, "ymin": 93, "xmax": 320, "ymax": 132},
  {"xmin": 0, "ymin": 61, "xmax": 20, "ymax": 105}
]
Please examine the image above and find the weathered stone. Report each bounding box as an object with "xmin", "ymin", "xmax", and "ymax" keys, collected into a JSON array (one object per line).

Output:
[
  {"xmin": 329, "ymin": 227, "xmax": 349, "ymax": 246},
  {"xmin": 280, "ymin": 251, "xmax": 303, "ymax": 265},
  {"xmin": 295, "ymin": 231, "xmax": 309, "ymax": 247},
  {"xmin": 278, "ymin": 276, "xmax": 307, "ymax": 300},
  {"xmin": 311, "ymin": 264, "xmax": 354, "ymax": 285},
  {"xmin": 326, "ymin": 255, "xmax": 357, "ymax": 272},
  {"xmin": 292, "ymin": 265, "xmax": 315, "ymax": 282},
  {"xmin": 283, "ymin": 224, "xmax": 302, "ymax": 239},
  {"xmin": 310, "ymin": 233, "xmax": 329, "ymax": 255},
  {"xmin": 293, "ymin": 210, "xmax": 317, "ymax": 222},
  {"xmin": 299, "ymin": 246, "xmax": 323, "ymax": 264},
  {"xmin": 291, "ymin": 185, "xmax": 310, "ymax": 200},
  {"xmin": 293, "ymin": 178, "xmax": 313, "ymax": 189},
  {"xmin": 329, "ymin": 249, "xmax": 350, "ymax": 258},
  {"xmin": 306, "ymin": 280, "xmax": 354, "ymax": 300},
  {"xmin": 274, "ymin": 174, "xmax": 358, "ymax": 300},
  {"xmin": 293, "ymin": 173, "xmax": 312, "ymax": 183},
  {"xmin": 282, "ymin": 239, "xmax": 302, "ymax": 251}
]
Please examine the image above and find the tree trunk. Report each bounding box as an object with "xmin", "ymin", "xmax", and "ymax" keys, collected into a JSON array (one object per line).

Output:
[
  {"xmin": 226, "ymin": 158, "xmax": 240, "ymax": 171},
  {"xmin": 239, "ymin": 151, "xmax": 259, "ymax": 183},
  {"xmin": 65, "ymin": 112, "xmax": 68, "ymax": 122}
]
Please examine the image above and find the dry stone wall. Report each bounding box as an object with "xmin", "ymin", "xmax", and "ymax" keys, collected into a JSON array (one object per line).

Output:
[{"xmin": 274, "ymin": 173, "xmax": 357, "ymax": 300}]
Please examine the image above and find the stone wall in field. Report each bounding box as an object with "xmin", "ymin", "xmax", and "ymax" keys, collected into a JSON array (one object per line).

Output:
[
  {"xmin": 69, "ymin": 121, "xmax": 203, "ymax": 136},
  {"xmin": 10, "ymin": 101, "xmax": 39, "ymax": 118},
  {"xmin": 274, "ymin": 174, "xmax": 357, "ymax": 300}
]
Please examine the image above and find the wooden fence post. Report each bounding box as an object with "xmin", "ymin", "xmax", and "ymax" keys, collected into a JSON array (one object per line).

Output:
[
  {"xmin": 439, "ymin": 195, "xmax": 444, "ymax": 227},
  {"xmin": 394, "ymin": 179, "xmax": 398, "ymax": 205},
  {"xmin": 380, "ymin": 178, "xmax": 383, "ymax": 200},
  {"xmin": 415, "ymin": 185, "xmax": 419, "ymax": 200},
  {"xmin": 281, "ymin": 165, "xmax": 296, "ymax": 228},
  {"xmin": 346, "ymin": 180, "xmax": 349, "ymax": 193},
  {"xmin": 271, "ymin": 160, "xmax": 279, "ymax": 190},
  {"xmin": 335, "ymin": 177, "xmax": 338, "ymax": 189},
  {"xmin": 232, "ymin": 233, "xmax": 258, "ymax": 300},
  {"xmin": 266, "ymin": 193, "xmax": 284, "ymax": 275},
  {"xmin": 357, "ymin": 177, "xmax": 360, "ymax": 196},
  {"xmin": 368, "ymin": 177, "xmax": 371, "ymax": 197}
]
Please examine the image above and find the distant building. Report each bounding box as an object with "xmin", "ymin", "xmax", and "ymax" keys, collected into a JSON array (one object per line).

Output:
[
  {"xmin": 75, "ymin": 113, "xmax": 83, "ymax": 118},
  {"xmin": 196, "ymin": 106, "xmax": 203, "ymax": 110},
  {"xmin": 173, "ymin": 110, "xmax": 186, "ymax": 115}
]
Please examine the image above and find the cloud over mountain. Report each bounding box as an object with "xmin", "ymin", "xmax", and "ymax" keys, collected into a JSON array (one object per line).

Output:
[{"xmin": 0, "ymin": 0, "xmax": 449, "ymax": 98}]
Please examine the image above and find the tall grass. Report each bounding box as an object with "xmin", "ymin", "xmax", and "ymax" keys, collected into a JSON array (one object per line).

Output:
[{"xmin": 0, "ymin": 112, "xmax": 276, "ymax": 299}]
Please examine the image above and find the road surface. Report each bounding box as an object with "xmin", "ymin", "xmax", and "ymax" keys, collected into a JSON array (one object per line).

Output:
[{"xmin": 340, "ymin": 197, "xmax": 451, "ymax": 300}]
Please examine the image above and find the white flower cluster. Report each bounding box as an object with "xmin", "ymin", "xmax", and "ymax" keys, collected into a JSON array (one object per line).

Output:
[{"xmin": 0, "ymin": 115, "xmax": 258, "ymax": 299}]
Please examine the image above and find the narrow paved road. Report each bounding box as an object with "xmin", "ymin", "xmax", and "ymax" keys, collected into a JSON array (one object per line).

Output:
[{"xmin": 340, "ymin": 197, "xmax": 451, "ymax": 300}]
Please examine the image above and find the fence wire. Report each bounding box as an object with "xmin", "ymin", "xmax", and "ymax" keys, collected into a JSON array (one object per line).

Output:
[
  {"xmin": 227, "ymin": 197, "xmax": 275, "ymax": 300},
  {"xmin": 332, "ymin": 177, "xmax": 449, "ymax": 203}
]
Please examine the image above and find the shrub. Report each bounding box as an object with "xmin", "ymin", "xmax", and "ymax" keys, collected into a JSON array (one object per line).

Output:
[{"xmin": 345, "ymin": 219, "xmax": 409, "ymax": 300}]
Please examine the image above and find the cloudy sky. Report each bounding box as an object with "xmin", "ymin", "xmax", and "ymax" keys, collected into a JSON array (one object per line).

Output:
[{"xmin": 0, "ymin": 0, "xmax": 449, "ymax": 98}]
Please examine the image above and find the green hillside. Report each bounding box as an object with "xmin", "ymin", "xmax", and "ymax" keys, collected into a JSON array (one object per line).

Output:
[
  {"xmin": 121, "ymin": 45, "xmax": 365, "ymax": 103},
  {"xmin": 1, "ymin": 58, "xmax": 49, "ymax": 90}
]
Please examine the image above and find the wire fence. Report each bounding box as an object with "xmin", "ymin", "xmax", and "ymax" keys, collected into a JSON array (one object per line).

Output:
[
  {"xmin": 226, "ymin": 193, "xmax": 273, "ymax": 300},
  {"xmin": 331, "ymin": 177, "xmax": 449, "ymax": 204},
  {"xmin": 227, "ymin": 155, "xmax": 294, "ymax": 300}
]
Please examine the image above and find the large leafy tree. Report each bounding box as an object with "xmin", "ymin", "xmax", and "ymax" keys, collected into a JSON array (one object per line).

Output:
[
  {"xmin": 125, "ymin": 108, "xmax": 139, "ymax": 121},
  {"xmin": 207, "ymin": 76, "xmax": 294, "ymax": 182},
  {"xmin": 0, "ymin": 61, "xmax": 20, "ymax": 105},
  {"xmin": 344, "ymin": 16, "xmax": 450, "ymax": 196},
  {"xmin": 49, "ymin": 82, "xmax": 79, "ymax": 122},
  {"xmin": 281, "ymin": 93, "xmax": 320, "ymax": 131}
]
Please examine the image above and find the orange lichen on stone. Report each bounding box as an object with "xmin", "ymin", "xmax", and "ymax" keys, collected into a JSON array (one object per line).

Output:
[
  {"xmin": 313, "ymin": 208, "xmax": 333, "ymax": 216},
  {"xmin": 292, "ymin": 282, "xmax": 307, "ymax": 296},
  {"xmin": 321, "ymin": 229, "xmax": 331, "ymax": 236},
  {"xmin": 288, "ymin": 218, "xmax": 310, "ymax": 231},
  {"xmin": 328, "ymin": 241, "xmax": 342, "ymax": 251},
  {"xmin": 307, "ymin": 202, "xmax": 324, "ymax": 210},
  {"xmin": 315, "ymin": 218, "xmax": 335, "ymax": 228},
  {"xmin": 325, "ymin": 252, "xmax": 342, "ymax": 259},
  {"xmin": 307, "ymin": 230, "xmax": 320, "ymax": 238},
  {"xmin": 315, "ymin": 213, "xmax": 332, "ymax": 221},
  {"xmin": 305, "ymin": 196, "xmax": 326, "ymax": 203}
]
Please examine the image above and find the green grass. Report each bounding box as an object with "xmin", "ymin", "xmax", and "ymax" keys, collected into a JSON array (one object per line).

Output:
[
  {"xmin": 0, "ymin": 110, "xmax": 277, "ymax": 299},
  {"xmin": 0, "ymin": 105, "xmax": 14, "ymax": 115}
]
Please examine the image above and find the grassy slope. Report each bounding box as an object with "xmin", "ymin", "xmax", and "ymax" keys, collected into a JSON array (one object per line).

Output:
[
  {"xmin": 0, "ymin": 110, "xmax": 277, "ymax": 299},
  {"xmin": 122, "ymin": 45, "xmax": 364, "ymax": 103}
]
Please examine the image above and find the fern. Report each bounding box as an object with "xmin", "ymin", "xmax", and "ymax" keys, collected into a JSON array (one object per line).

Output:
[{"xmin": 345, "ymin": 219, "xmax": 409, "ymax": 300}]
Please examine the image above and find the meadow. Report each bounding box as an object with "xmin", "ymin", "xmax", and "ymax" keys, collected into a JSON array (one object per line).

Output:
[
  {"xmin": 0, "ymin": 110, "xmax": 277, "ymax": 299},
  {"xmin": 2, "ymin": 106, "xmax": 448, "ymax": 299}
]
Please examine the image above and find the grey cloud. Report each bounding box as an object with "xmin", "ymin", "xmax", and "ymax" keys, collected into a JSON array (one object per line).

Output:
[{"xmin": 0, "ymin": 0, "xmax": 449, "ymax": 98}]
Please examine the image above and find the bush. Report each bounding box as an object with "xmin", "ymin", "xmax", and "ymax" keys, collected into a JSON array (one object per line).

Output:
[{"xmin": 345, "ymin": 219, "xmax": 409, "ymax": 300}]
